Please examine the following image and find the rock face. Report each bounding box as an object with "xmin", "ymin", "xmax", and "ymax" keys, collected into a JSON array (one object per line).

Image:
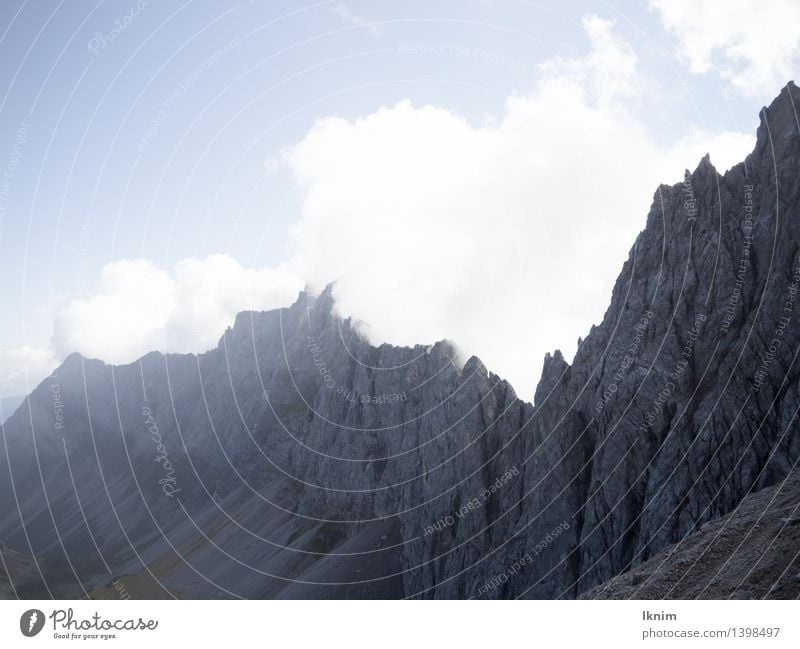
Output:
[
  {"xmin": 581, "ymin": 468, "xmax": 800, "ymax": 599},
  {"xmin": 1, "ymin": 83, "xmax": 800, "ymax": 599}
]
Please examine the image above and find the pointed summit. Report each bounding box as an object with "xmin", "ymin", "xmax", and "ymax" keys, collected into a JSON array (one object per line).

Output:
[{"xmin": 750, "ymin": 80, "xmax": 800, "ymax": 163}]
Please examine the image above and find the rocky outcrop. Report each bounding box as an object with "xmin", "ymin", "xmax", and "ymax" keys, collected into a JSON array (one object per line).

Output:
[{"xmin": 1, "ymin": 83, "xmax": 800, "ymax": 599}]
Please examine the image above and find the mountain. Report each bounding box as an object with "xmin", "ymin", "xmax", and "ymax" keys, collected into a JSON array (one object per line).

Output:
[{"xmin": 2, "ymin": 83, "xmax": 800, "ymax": 599}]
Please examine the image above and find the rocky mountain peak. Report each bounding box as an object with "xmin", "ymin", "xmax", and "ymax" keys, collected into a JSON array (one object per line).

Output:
[{"xmin": 749, "ymin": 80, "xmax": 800, "ymax": 165}]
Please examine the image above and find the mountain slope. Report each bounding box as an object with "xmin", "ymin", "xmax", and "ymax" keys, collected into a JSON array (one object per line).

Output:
[{"xmin": 582, "ymin": 468, "xmax": 800, "ymax": 599}]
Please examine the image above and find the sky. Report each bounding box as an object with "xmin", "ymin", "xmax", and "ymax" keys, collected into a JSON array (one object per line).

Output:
[{"xmin": 0, "ymin": 0, "xmax": 798, "ymax": 402}]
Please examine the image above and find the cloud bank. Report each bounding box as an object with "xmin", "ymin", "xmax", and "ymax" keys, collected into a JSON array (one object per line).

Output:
[
  {"xmin": 281, "ymin": 15, "xmax": 752, "ymax": 397},
  {"xmin": 53, "ymin": 255, "xmax": 302, "ymax": 364}
]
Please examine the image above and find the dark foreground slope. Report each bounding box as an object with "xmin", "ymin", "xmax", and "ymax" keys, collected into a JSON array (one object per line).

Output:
[
  {"xmin": 2, "ymin": 84, "xmax": 800, "ymax": 599},
  {"xmin": 583, "ymin": 468, "xmax": 800, "ymax": 599}
]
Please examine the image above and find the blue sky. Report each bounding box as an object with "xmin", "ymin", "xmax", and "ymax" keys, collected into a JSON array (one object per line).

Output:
[{"xmin": 0, "ymin": 0, "xmax": 797, "ymax": 400}]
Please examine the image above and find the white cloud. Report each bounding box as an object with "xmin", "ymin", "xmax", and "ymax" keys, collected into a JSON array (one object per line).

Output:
[
  {"xmin": 651, "ymin": 0, "xmax": 800, "ymax": 98},
  {"xmin": 0, "ymin": 346, "xmax": 57, "ymax": 399},
  {"xmin": 282, "ymin": 15, "xmax": 752, "ymax": 399},
  {"xmin": 53, "ymin": 255, "xmax": 302, "ymax": 365},
  {"xmin": 54, "ymin": 259, "xmax": 175, "ymax": 363}
]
